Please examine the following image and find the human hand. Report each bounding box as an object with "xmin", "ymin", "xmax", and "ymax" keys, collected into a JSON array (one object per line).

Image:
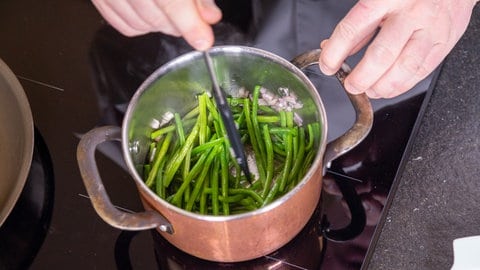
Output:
[
  {"xmin": 319, "ymin": 0, "xmax": 478, "ymax": 99},
  {"xmin": 91, "ymin": 0, "xmax": 222, "ymax": 51}
]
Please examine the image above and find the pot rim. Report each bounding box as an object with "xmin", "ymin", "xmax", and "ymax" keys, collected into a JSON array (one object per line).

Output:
[
  {"xmin": 121, "ymin": 45, "xmax": 328, "ymax": 222},
  {"xmin": 0, "ymin": 58, "xmax": 34, "ymax": 227}
]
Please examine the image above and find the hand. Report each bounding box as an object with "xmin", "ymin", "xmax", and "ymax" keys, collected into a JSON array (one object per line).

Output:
[
  {"xmin": 319, "ymin": 0, "xmax": 478, "ymax": 99},
  {"xmin": 91, "ymin": 0, "xmax": 222, "ymax": 51}
]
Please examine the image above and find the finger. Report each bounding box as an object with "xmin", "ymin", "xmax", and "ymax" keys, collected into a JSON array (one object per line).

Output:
[
  {"xmin": 344, "ymin": 15, "xmax": 415, "ymax": 94},
  {"xmin": 196, "ymin": 0, "xmax": 222, "ymax": 24},
  {"xmin": 126, "ymin": 0, "xmax": 180, "ymax": 36},
  {"xmin": 156, "ymin": 0, "xmax": 215, "ymax": 50},
  {"xmin": 370, "ymin": 29, "xmax": 438, "ymax": 98},
  {"xmin": 320, "ymin": 30, "xmax": 375, "ymax": 56},
  {"xmin": 92, "ymin": 0, "xmax": 145, "ymax": 36},
  {"xmin": 319, "ymin": 0, "xmax": 387, "ymax": 75},
  {"xmin": 365, "ymin": 89, "xmax": 381, "ymax": 99},
  {"xmin": 349, "ymin": 30, "xmax": 377, "ymax": 56},
  {"xmin": 104, "ymin": 0, "xmax": 157, "ymax": 35}
]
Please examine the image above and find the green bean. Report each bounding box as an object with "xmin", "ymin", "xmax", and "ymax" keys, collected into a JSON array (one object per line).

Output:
[
  {"xmin": 199, "ymin": 175, "xmax": 209, "ymax": 214},
  {"xmin": 227, "ymin": 97, "xmax": 246, "ymax": 107},
  {"xmin": 240, "ymin": 133, "xmax": 248, "ymax": 144},
  {"xmin": 198, "ymin": 93, "xmax": 208, "ymax": 145},
  {"xmin": 171, "ymin": 147, "xmax": 211, "ymax": 206},
  {"xmin": 205, "ymin": 94, "xmax": 220, "ymax": 121},
  {"xmin": 150, "ymin": 118, "xmax": 196, "ymax": 140},
  {"xmin": 252, "ymin": 85, "xmax": 267, "ymax": 166},
  {"xmin": 183, "ymin": 106, "xmax": 199, "ymax": 120},
  {"xmin": 233, "ymin": 161, "xmax": 241, "ymax": 189},
  {"xmin": 155, "ymin": 158, "xmax": 167, "ymax": 198},
  {"xmin": 280, "ymin": 111, "xmax": 287, "ymax": 127},
  {"xmin": 143, "ymin": 164, "xmax": 151, "ymax": 179},
  {"xmin": 263, "ymin": 178, "xmax": 280, "ymax": 206},
  {"xmin": 301, "ymin": 146, "xmax": 317, "ymax": 176},
  {"xmin": 146, "ymin": 131, "xmax": 173, "ymax": 187},
  {"xmin": 286, "ymin": 111, "xmax": 294, "ymax": 128},
  {"xmin": 243, "ymin": 98, "xmax": 266, "ymax": 183},
  {"xmin": 173, "ymin": 112, "xmax": 192, "ymax": 185},
  {"xmin": 213, "ymin": 116, "xmax": 244, "ymax": 192},
  {"xmin": 248, "ymin": 178, "xmax": 264, "ymax": 190},
  {"xmin": 163, "ymin": 124, "xmax": 199, "ymax": 187},
  {"xmin": 210, "ymin": 157, "xmax": 220, "ymax": 215},
  {"xmin": 292, "ymin": 127, "xmax": 299, "ymax": 161},
  {"xmin": 257, "ymin": 115, "xmax": 281, "ymax": 123},
  {"xmin": 269, "ymin": 127, "xmax": 297, "ymax": 135},
  {"xmin": 258, "ymin": 105, "xmax": 277, "ymax": 114},
  {"xmin": 174, "ymin": 112, "xmax": 185, "ymax": 145},
  {"xmin": 185, "ymin": 145, "xmax": 221, "ymax": 211},
  {"xmin": 235, "ymin": 110, "xmax": 246, "ymax": 128},
  {"xmin": 150, "ymin": 125, "xmax": 175, "ymax": 140},
  {"xmin": 239, "ymin": 197, "xmax": 259, "ymax": 210},
  {"xmin": 212, "ymin": 117, "xmax": 225, "ymax": 140},
  {"xmin": 229, "ymin": 188, "xmax": 264, "ymax": 205},
  {"xmin": 148, "ymin": 142, "xmax": 156, "ymax": 162},
  {"xmin": 182, "ymin": 147, "xmax": 192, "ymax": 179},
  {"xmin": 220, "ymin": 146, "xmax": 230, "ymax": 215},
  {"xmin": 191, "ymin": 136, "xmax": 222, "ymax": 155},
  {"xmin": 261, "ymin": 124, "xmax": 274, "ymax": 198},
  {"xmin": 184, "ymin": 181, "xmax": 191, "ymax": 205},
  {"xmin": 289, "ymin": 127, "xmax": 306, "ymax": 184},
  {"xmin": 219, "ymin": 193, "xmax": 245, "ymax": 203},
  {"xmin": 306, "ymin": 122, "xmax": 320, "ymax": 151},
  {"xmin": 272, "ymin": 145, "xmax": 286, "ymax": 156},
  {"xmin": 278, "ymin": 131, "xmax": 293, "ymax": 192}
]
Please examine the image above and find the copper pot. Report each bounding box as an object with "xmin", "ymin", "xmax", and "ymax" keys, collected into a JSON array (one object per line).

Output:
[{"xmin": 77, "ymin": 46, "xmax": 372, "ymax": 262}]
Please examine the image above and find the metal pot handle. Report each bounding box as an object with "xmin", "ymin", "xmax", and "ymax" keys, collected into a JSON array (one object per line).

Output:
[
  {"xmin": 77, "ymin": 125, "xmax": 173, "ymax": 234},
  {"xmin": 291, "ymin": 49, "xmax": 373, "ymax": 166}
]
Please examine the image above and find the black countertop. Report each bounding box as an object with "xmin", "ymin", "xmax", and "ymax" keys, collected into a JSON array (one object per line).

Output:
[{"xmin": 368, "ymin": 4, "xmax": 480, "ymax": 269}]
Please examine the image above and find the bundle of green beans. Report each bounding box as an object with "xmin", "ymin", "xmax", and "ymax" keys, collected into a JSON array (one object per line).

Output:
[{"xmin": 143, "ymin": 85, "xmax": 321, "ymax": 215}]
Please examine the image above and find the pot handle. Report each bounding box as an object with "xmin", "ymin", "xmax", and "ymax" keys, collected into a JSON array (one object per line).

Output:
[
  {"xmin": 291, "ymin": 49, "xmax": 373, "ymax": 166},
  {"xmin": 77, "ymin": 125, "xmax": 173, "ymax": 234}
]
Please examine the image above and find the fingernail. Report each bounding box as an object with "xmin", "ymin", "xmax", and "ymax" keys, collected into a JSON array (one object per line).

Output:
[
  {"xmin": 320, "ymin": 39, "xmax": 328, "ymax": 49},
  {"xmin": 345, "ymin": 81, "xmax": 361, "ymax": 94},
  {"xmin": 365, "ymin": 89, "xmax": 380, "ymax": 98},
  {"xmin": 192, "ymin": 39, "xmax": 211, "ymax": 51},
  {"xmin": 318, "ymin": 60, "xmax": 334, "ymax": 75}
]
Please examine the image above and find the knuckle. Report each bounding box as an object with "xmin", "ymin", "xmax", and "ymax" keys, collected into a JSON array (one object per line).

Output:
[
  {"xmin": 155, "ymin": 0, "xmax": 171, "ymax": 8},
  {"xmin": 347, "ymin": 77, "xmax": 370, "ymax": 92},
  {"xmin": 335, "ymin": 20, "xmax": 359, "ymax": 41},
  {"xmin": 368, "ymin": 42, "xmax": 396, "ymax": 66},
  {"xmin": 150, "ymin": 16, "xmax": 169, "ymax": 28},
  {"xmin": 376, "ymin": 80, "xmax": 409, "ymax": 99},
  {"xmin": 399, "ymin": 54, "xmax": 428, "ymax": 77},
  {"xmin": 365, "ymin": 89, "xmax": 380, "ymax": 99},
  {"xmin": 156, "ymin": 0, "xmax": 179, "ymax": 13}
]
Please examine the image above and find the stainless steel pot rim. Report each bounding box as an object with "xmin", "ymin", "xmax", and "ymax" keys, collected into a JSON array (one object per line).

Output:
[
  {"xmin": 0, "ymin": 58, "xmax": 34, "ymax": 226},
  {"xmin": 121, "ymin": 45, "xmax": 328, "ymax": 222}
]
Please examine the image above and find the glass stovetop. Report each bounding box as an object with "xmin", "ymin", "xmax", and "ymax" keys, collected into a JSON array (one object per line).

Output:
[{"xmin": 0, "ymin": 1, "xmax": 439, "ymax": 269}]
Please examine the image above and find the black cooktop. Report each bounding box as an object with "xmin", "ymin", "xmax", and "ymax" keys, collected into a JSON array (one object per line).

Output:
[{"xmin": 0, "ymin": 1, "xmax": 439, "ymax": 269}]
